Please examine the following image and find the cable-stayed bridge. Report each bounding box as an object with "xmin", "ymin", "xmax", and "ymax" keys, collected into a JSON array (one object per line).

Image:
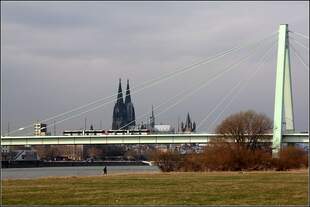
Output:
[{"xmin": 1, "ymin": 24, "xmax": 309, "ymax": 157}]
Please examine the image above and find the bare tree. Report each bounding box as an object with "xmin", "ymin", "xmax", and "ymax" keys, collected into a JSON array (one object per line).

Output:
[
  {"xmin": 87, "ymin": 146, "xmax": 103, "ymax": 159},
  {"xmin": 33, "ymin": 145, "xmax": 83, "ymax": 160},
  {"xmin": 215, "ymin": 110, "xmax": 272, "ymax": 150},
  {"xmin": 33, "ymin": 145, "xmax": 62, "ymax": 160},
  {"xmin": 152, "ymin": 150, "xmax": 183, "ymax": 172}
]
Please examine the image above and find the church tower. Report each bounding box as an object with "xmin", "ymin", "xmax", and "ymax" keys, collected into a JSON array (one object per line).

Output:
[
  {"xmin": 112, "ymin": 79, "xmax": 127, "ymax": 130},
  {"xmin": 181, "ymin": 112, "xmax": 196, "ymax": 133},
  {"xmin": 124, "ymin": 79, "xmax": 136, "ymax": 129}
]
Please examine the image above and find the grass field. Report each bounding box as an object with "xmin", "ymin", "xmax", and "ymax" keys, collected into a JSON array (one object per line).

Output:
[{"xmin": 2, "ymin": 170, "xmax": 309, "ymax": 205}]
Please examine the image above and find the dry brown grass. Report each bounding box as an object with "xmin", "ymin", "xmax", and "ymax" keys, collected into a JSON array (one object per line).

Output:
[{"xmin": 2, "ymin": 170, "xmax": 308, "ymax": 205}]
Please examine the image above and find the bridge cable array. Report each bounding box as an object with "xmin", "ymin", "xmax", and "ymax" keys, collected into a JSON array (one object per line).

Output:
[
  {"xmin": 204, "ymin": 32, "xmax": 308, "ymax": 132},
  {"xmin": 119, "ymin": 36, "xmax": 277, "ymax": 131},
  {"xmin": 290, "ymin": 37, "xmax": 309, "ymax": 51},
  {"xmin": 290, "ymin": 45, "xmax": 309, "ymax": 70},
  {"xmin": 289, "ymin": 37, "xmax": 309, "ymax": 71},
  {"xmin": 202, "ymin": 41, "xmax": 276, "ymax": 131},
  {"xmin": 9, "ymin": 31, "xmax": 278, "ymax": 135},
  {"xmin": 141, "ymin": 38, "xmax": 277, "ymax": 132},
  {"xmin": 289, "ymin": 31, "xmax": 309, "ymax": 40}
]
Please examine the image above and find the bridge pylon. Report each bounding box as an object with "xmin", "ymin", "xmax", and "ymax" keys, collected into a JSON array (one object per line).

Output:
[{"xmin": 272, "ymin": 24, "xmax": 295, "ymax": 157}]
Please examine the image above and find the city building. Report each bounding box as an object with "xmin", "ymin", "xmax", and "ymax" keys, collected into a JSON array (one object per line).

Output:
[
  {"xmin": 13, "ymin": 150, "xmax": 40, "ymax": 161},
  {"xmin": 141, "ymin": 106, "xmax": 174, "ymax": 133},
  {"xmin": 1, "ymin": 146, "xmax": 10, "ymax": 153},
  {"xmin": 34, "ymin": 122, "xmax": 48, "ymax": 136},
  {"xmin": 112, "ymin": 79, "xmax": 136, "ymax": 130},
  {"xmin": 154, "ymin": 125, "xmax": 174, "ymax": 133}
]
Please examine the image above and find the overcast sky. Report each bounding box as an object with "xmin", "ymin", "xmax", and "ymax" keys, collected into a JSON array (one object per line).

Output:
[{"xmin": 1, "ymin": 1, "xmax": 309, "ymax": 135}]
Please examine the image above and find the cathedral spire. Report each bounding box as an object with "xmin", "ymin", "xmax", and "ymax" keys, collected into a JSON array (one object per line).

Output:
[
  {"xmin": 181, "ymin": 112, "xmax": 195, "ymax": 133},
  {"xmin": 125, "ymin": 79, "xmax": 131, "ymax": 104},
  {"xmin": 112, "ymin": 78, "xmax": 126, "ymax": 129},
  {"xmin": 124, "ymin": 79, "xmax": 135, "ymax": 129},
  {"xmin": 117, "ymin": 78, "xmax": 123, "ymax": 104},
  {"xmin": 186, "ymin": 112, "xmax": 191, "ymax": 127},
  {"xmin": 150, "ymin": 105, "xmax": 155, "ymax": 129},
  {"xmin": 151, "ymin": 105, "xmax": 154, "ymax": 119}
]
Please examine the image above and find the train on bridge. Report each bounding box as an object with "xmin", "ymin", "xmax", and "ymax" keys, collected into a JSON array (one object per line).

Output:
[{"xmin": 63, "ymin": 129, "xmax": 151, "ymax": 136}]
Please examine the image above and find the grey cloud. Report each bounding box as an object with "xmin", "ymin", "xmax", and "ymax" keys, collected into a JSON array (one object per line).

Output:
[{"xmin": 1, "ymin": 1, "xmax": 309, "ymax": 134}]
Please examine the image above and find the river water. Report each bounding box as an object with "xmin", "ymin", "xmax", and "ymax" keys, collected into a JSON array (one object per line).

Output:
[{"xmin": 1, "ymin": 165, "xmax": 161, "ymax": 179}]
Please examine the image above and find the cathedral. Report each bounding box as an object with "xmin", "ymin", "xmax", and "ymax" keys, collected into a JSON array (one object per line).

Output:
[{"xmin": 112, "ymin": 79, "xmax": 136, "ymax": 130}]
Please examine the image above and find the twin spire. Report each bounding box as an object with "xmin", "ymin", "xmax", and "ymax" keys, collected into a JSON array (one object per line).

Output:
[
  {"xmin": 112, "ymin": 78, "xmax": 135, "ymax": 130},
  {"xmin": 117, "ymin": 78, "xmax": 132, "ymax": 104},
  {"xmin": 113, "ymin": 79, "xmax": 195, "ymax": 132},
  {"xmin": 117, "ymin": 78, "xmax": 123, "ymax": 104},
  {"xmin": 125, "ymin": 79, "xmax": 132, "ymax": 104}
]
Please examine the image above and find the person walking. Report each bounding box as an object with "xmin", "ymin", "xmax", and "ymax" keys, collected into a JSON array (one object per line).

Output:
[{"xmin": 103, "ymin": 166, "xmax": 107, "ymax": 175}]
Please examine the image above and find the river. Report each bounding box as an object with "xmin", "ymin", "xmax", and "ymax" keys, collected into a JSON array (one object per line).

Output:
[{"xmin": 1, "ymin": 165, "xmax": 161, "ymax": 179}]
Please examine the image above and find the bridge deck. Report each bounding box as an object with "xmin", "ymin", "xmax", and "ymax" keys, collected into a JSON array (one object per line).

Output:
[{"xmin": 1, "ymin": 133, "xmax": 308, "ymax": 146}]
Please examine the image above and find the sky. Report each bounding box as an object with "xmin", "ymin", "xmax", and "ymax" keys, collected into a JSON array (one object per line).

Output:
[{"xmin": 1, "ymin": 1, "xmax": 309, "ymax": 135}]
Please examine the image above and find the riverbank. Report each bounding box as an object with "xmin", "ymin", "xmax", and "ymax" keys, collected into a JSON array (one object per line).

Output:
[
  {"xmin": 2, "ymin": 170, "xmax": 308, "ymax": 205},
  {"xmin": 2, "ymin": 165, "xmax": 161, "ymax": 179},
  {"xmin": 1, "ymin": 160, "xmax": 149, "ymax": 168}
]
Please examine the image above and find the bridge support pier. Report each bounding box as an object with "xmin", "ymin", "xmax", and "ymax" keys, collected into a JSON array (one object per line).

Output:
[{"xmin": 272, "ymin": 24, "xmax": 295, "ymax": 157}]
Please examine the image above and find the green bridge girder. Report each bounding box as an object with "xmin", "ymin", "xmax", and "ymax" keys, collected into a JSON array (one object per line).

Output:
[{"xmin": 1, "ymin": 133, "xmax": 308, "ymax": 146}]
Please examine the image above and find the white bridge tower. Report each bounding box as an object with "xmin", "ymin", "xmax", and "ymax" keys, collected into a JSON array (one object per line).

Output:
[{"xmin": 272, "ymin": 24, "xmax": 295, "ymax": 157}]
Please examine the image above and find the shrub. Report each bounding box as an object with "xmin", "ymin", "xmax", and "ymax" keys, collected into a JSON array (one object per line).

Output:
[
  {"xmin": 152, "ymin": 150, "xmax": 183, "ymax": 172},
  {"xmin": 182, "ymin": 153, "xmax": 204, "ymax": 171},
  {"xmin": 151, "ymin": 144, "xmax": 308, "ymax": 172},
  {"xmin": 200, "ymin": 141, "xmax": 273, "ymax": 171},
  {"xmin": 274, "ymin": 146, "xmax": 309, "ymax": 170}
]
